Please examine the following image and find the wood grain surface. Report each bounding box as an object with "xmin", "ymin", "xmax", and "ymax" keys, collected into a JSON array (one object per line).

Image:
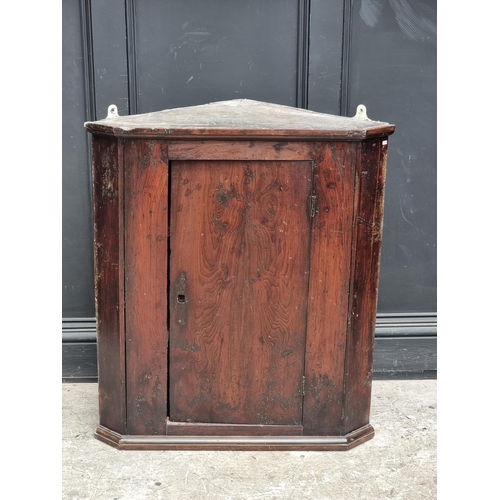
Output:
[
  {"xmin": 169, "ymin": 160, "xmax": 312, "ymax": 426},
  {"xmin": 124, "ymin": 139, "xmax": 169, "ymax": 435},
  {"xmin": 95, "ymin": 423, "xmax": 375, "ymax": 451},
  {"xmin": 168, "ymin": 141, "xmax": 315, "ymax": 161},
  {"xmin": 165, "ymin": 421, "xmax": 303, "ymax": 436},
  {"xmin": 92, "ymin": 135, "xmax": 126, "ymax": 434},
  {"xmin": 91, "ymin": 130, "xmax": 389, "ymax": 444},
  {"xmin": 343, "ymin": 137, "xmax": 388, "ymax": 434},
  {"xmin": 302, "ymin": 142, "xmax": 358, "ymax": 435}
]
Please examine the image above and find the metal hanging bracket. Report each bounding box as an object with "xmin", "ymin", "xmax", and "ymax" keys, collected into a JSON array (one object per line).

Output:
[
  {"xmin": 354, "ymin": 104, "xmax": 369, "ymax": 120},
  {"xmin": 106, "ymin": 104, "xmax": 119, "ymax": 119}
]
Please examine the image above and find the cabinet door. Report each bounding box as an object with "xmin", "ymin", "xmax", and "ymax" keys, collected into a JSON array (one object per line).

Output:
[{"xmin": 169, "ymin": 160, "xmax": 312, "ymax": 426}]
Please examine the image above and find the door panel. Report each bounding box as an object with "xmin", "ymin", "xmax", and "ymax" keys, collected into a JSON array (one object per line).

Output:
[{"xmin": 169, "ymin": 160, "xmax": 312, "ymax": 425}]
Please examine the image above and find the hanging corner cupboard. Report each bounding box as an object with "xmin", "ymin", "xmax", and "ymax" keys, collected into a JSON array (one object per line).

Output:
[{"xmin": 84, "ymin": 99, "xmax": 395, "ymax": 450}]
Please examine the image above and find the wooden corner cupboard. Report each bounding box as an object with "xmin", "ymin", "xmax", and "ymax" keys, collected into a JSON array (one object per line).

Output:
[{"xmin": 84, "ymin": 99, "xmax": 395, "ymax": 451}]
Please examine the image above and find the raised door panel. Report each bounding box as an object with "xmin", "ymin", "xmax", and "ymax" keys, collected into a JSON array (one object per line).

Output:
[{"xmin": 169, "ymin": 160, "xmax": 312, "ymax": 426}]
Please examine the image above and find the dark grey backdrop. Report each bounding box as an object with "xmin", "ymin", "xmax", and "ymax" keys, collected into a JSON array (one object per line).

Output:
[{"xmin": 62, "ymin": 0, "xmax": 436, "ymax": 379}]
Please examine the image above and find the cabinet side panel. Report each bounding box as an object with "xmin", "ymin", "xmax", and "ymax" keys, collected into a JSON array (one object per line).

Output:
[
  {"xmin": 93, "ymin": 135, "xmax": 126, "ymax": 433},
  {"xmin": 343, "ymin": 138, "xmax": 388, "ymax": 433},
  {"xmin": 302, "ymin": 142, "xmax": 357, "ymax": 435},
  {"xmin": 124, "ymin": 140, "xmax": 169, "ymax": 435}
]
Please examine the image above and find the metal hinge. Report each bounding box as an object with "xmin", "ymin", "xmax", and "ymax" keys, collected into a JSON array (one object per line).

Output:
[
  {"xmin": 309, "ymin": 195, "xmax": 317, "ymax": 218},
  {"xmin": 301, "ymin": 376, "xmax": 306, "ymax": 396}
]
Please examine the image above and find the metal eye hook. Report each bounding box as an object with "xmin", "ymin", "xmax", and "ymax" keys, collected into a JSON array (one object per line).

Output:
[
  {"xmin": 106, "ymin": 104, "xmax": 119, "ymax": 119},
  {"xmin": 354, "ymin": 104, "xmax": 369, "ymax": 120}
]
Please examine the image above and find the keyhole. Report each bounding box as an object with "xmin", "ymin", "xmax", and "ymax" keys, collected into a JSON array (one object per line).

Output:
[{"xmin": 177, "ymin": 294, "xmax": 186, "ymax": 303}]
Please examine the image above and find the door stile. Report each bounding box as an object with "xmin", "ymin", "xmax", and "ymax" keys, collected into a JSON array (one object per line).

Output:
[
  {"xmin": 302, "ymin": 142, "xmax": 358, "ymax": 436},
  {"xmin": 124, "ymin": 139, "xmax": 169, "ymax": 435},
  {"xmin": 166, "ymin": 155, "xmax": 172, "ymax": 425},
  {"xmin": 299, "ymin": 160, "xmax": 317, "ymax": 424}
]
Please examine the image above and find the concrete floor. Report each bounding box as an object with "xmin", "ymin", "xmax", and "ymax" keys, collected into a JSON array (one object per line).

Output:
[{"xmin": 62, "ymin": 380, "xmax": 436, "ymax": 499}]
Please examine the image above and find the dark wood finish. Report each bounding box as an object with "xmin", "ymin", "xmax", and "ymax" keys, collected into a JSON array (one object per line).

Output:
[
  {"xmin": 343, "ymin": 137, "xmax": 388, "ymax": 434},
  {"xmin": 123, "ymin": 139, "xmax": 169, "ymax": 435},
  {"xmin": 166, "ymin": 421, "xmax": 303, "ymax": 436},
  {"xmin": 95, "ymin": 424, "xmax": 374, "ymax": 451},
  {"xmin": 88, "ymin": 124, "xmax": 395, "ymax": 141},
  {"xmin": 302, "ymin": 142, "xmax": 357, "ymax": 435},
  {"xmin": 92, "ymin": 135, "xmax": 126, "ymax": 434},
  {"xmin": 86, "ymin": 100, "xmax": 395, "ymax": 450},
  {"xmin": 169, "ymin": 160, "xmax": 312, "ymax": 426},
  {"xmin": 167, "ymin": 141, "xmax": 315, "ymax": 161}
]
